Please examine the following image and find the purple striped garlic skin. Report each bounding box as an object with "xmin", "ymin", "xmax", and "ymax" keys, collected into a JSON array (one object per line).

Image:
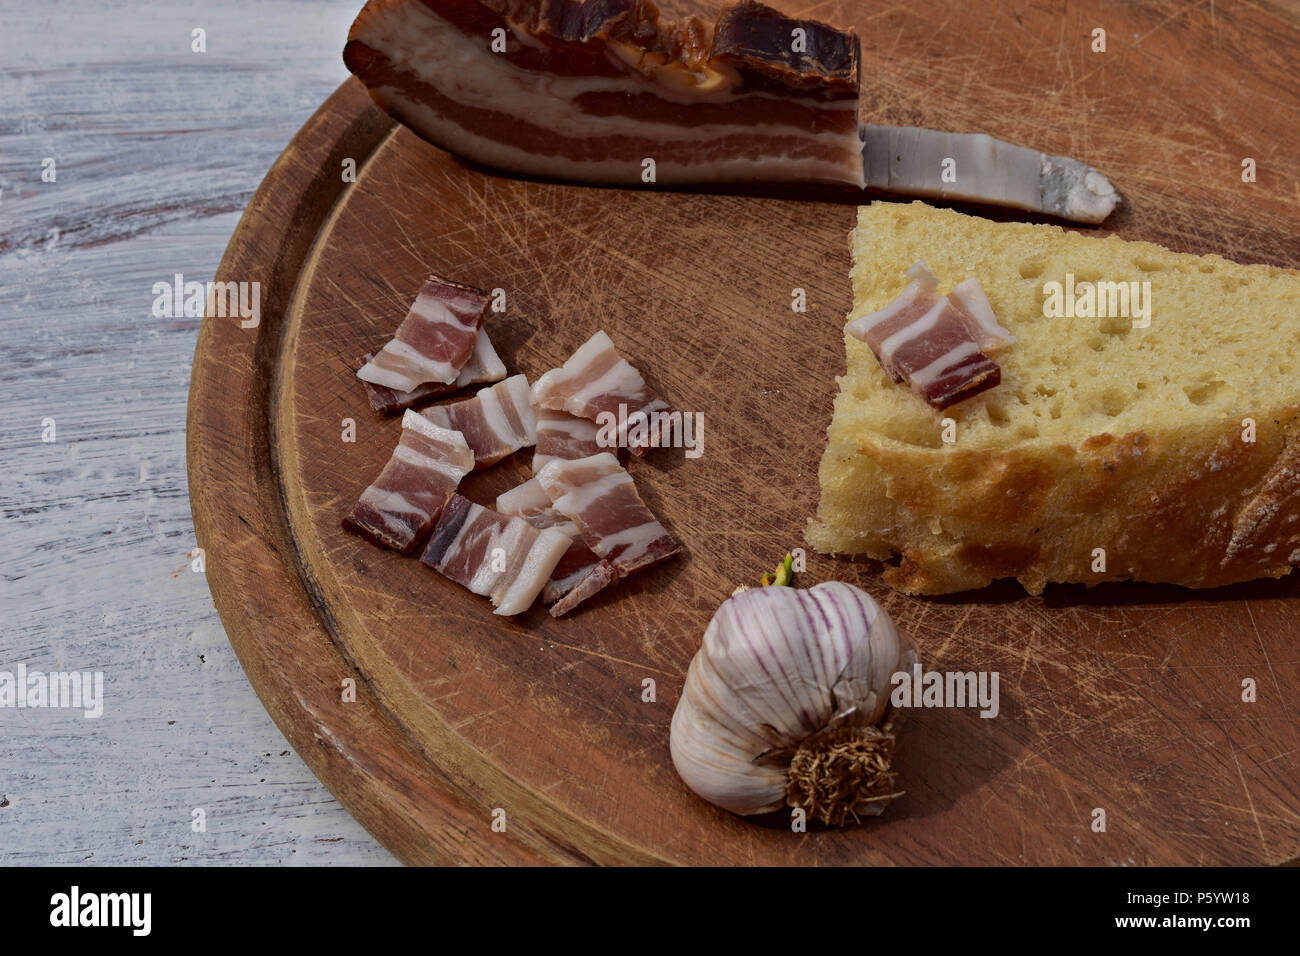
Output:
[{"xmin": 669, "ymin": 581, "xmax": 916, "ymax": 818}]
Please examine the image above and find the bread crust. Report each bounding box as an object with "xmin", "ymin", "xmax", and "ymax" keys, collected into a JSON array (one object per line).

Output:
[{"xmin": 808, "ymin": 406, "xmax": 1300, "ymax": 595}]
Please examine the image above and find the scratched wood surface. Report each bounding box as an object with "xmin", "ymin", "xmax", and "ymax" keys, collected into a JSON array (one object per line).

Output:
[
  {"xmin": 0, "ymin": 0, "xmax": 394, "ymax": 864},
  {"xmin": 188, "ymin": 0, "xmax": 1300, "ymax": 864}
]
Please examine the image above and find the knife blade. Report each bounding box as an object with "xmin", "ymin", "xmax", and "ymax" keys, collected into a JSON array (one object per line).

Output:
[{"xmin": 860, "ymin": 123, "xmax": 1120, "ymax": 224}]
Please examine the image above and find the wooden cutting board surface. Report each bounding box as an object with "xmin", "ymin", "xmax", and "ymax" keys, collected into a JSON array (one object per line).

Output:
[{"xmin": 187, "ymin": 0, "xmax": 1300, "ymax": 865}]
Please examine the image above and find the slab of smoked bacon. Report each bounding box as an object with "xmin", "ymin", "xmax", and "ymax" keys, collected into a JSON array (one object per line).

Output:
[{"xmin": 342, "ymin": 0, "xmax": 865, "ymax": 188}]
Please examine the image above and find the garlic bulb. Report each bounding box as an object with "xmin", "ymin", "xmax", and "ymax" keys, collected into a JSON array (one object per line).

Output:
[{"xmin": 670, "ymin": 581, "xmax": 918, "ymax": 825}]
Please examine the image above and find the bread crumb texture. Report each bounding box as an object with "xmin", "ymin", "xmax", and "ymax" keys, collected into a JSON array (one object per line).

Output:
[{"xmin": 808, "ymin": 201, "xmax": 1300, "ymax": 594}]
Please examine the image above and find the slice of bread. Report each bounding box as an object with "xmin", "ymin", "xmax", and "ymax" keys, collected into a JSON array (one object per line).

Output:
[{"xmin": 807, "ymin": 201, "xmax": 1300, "ymax": 594}]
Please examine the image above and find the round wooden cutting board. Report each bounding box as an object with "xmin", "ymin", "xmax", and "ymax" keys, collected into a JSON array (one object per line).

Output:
[{"xmin": 188, "ymin": 1, "xmax": 1300, "ymax": 865}]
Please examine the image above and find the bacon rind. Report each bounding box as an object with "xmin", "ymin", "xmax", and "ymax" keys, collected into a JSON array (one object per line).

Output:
[
  {"xmin": 923, "ymin": 353, "xmax": 1001, "ymax": 409},
  {"xmin": 342, "ymin": 411, "xmax": 476, "ymax": 554},
  {"xmin": 548, "ymin": 559, "xmax": 619, "ymax": 616},
  {"xmin": 711, "ymin": 0, "xmax": 859, "ymax": 91},
  {"xmin": 343, "ymin": 0, "xmax": 865, "ymax": 188}
]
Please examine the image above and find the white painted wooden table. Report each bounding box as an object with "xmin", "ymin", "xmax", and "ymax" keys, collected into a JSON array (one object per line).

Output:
[{"xmin": 0, "ymin": 0, "xmax": 395, "ymax": 864}]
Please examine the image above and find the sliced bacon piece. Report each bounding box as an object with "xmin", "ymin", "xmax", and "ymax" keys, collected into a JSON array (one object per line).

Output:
[
  {"xmin": 846, "ymin": 264, "xmax": 1011, "ymax": 409},
  {"xmin": 531, "ymin": 330, "xmax": 671, "ymax": 456},
  {"xmin": 535, "ymin": 452, "xmax": 680, "ymax": 582},
  {"xmin": 497, "ymin": 477, "xmax": 612, "ymax": 614},
  {"xmin": 358, "ymin": 327, "xmax": 507, "ymax": 415},
  {"xmin": 848, "ymin": 265, "xmax": 938, "ymax": 384},
  {"xmin": 357, "ymin": 276, "xmax": 489, "ymax": 392},
  {"xmin": 420, "ymin": 374, "xmax": 537, "ymax": 468},
  {"xmin": 900, "ymin": 262, "xmax": 1014, "ymax": 354},
  {"xmin": 518, "ymin": 408, "xmax": 623, "ymax": 612},
  {"xmin": 421, "ymin": 494, "xmax": 571, "ymax": 616},
  {"xmin": 533, "ymin": 408, "xmax": 603, "ymax": 473},
  {"xmin": 342, "ymin": 0, "xmax": 864, "ymax": 189},
  {"xmin": 342, "ymin": 411, "xmax": 475, "ymax": 554}
]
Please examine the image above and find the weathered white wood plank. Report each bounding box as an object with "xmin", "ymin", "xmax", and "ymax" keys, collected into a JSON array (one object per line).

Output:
[{"xmin": 0, "ymin": 0, "xmax": 396, "ymax": 864}]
